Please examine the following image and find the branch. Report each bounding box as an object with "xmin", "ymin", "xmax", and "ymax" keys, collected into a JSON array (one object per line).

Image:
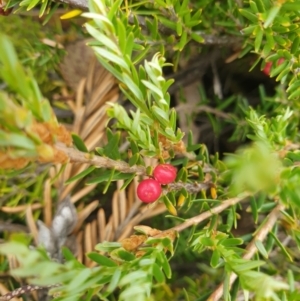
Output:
[
  {"xmin": 0, "ymin": 284, "xmax": 60, "ymax": 301},
  {"xmin": 175, "ymin": 104, "xmax": 232, "ymax": 119},
  {"xmin": 167, "ymin": 181, "xmax": 212, "ymax": 194},
  {"xmin": 57, "ymin": 0, "xmax": 87, "ymax": 9},
  {"xmin": 55, "ymin": 143, "xmax": 146, "ymax": 175},
  {"xmin": 207, "ymin": 203, "xmax": 285, "ymax": 301},
  {"xmin": 169, "ymin": 194, "xmax": 249, "ymax": 233}
]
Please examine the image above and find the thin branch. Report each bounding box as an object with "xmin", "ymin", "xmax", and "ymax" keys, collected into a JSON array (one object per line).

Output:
[
  {"xmin": 167, "ymin": 181, "xmax": 212, "ymax": 194},
  {"xmin": 168, "ymin": 194, "xmax": 249, "ymax": 233},
  {"xmin": 0, "ymin": 284, "xmax": 60, "ymax": 301},
  {"xmin": 207, "ymin": 203, "xmax": 285, "ymax": 301},
  {"xmin": 57, "ymin": 0, "xmax": 87, "ymax": 9},
  {"xmin": 175, "ymin": 104, "xmax": 232, "ymax": 119},
  {"xmin": 0, "ymin": 222, "xmax": 28, "ymax": 233},
  {"xmin": 55, "ymin": 142, "xmax": 146, "ymax": 175}
]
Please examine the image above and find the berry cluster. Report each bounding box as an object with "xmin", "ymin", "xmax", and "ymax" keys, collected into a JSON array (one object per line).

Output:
[{"xmin": 137, "ymin": 164, "xmax": 177, "ymax": 203}]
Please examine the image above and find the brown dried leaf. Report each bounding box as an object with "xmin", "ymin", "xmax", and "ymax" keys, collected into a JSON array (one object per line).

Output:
[
  {"xmin": 133, "ymin": 225, "xmax": 162, "ymax": 237},
  {"xmin": 121, "ymin": 235, "xmax": 147, "ymax": 251},
  {"xmin": 157, "ymin": 230, "xmax": 177, "ymax": 242}
]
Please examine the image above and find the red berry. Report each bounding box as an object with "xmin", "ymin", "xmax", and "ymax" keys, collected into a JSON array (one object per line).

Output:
[
  {"xmin": 137, "ymin": 179, "xmax": 162, "ymax": 203},
  {"xmin": 153, "ymin": 163, "xmax": 177, "ymax": 185},
  {"xmin": 263, "ymin": 58, "xmax": 285, "ymax": 76},
  {"xmin": 263, "ymin": 61, "xmax": 272, "ymax": 76}
]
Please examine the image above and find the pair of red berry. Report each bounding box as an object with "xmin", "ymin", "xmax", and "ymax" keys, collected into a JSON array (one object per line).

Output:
[{"xmin": 137, "ymin": 164, "xmax": 177, "ymax": 203}]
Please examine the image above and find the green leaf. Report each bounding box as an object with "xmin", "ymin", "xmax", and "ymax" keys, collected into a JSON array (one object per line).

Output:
[
  {"xmin": 142, "ymin": 80, "xmax": 163, "ymax": 99},
  {"xmin": 93, "ymin": 47, "xmax": 129, "ymax": 71},
  {"xmin": 106, "ymin": 269, "xmax": 122, "ymax": 293},
  {"xmin": 254, "ymin": 0, "xmax": 266, "ymax": 12},
  {"xmin": 62, "ymin": 247, "xmax": 77, "ymax": 261},
  {"xmin": 121, "ymin": 73, "xmax": 144, "ymax": 103},
  {"xmin": 39, "ymin": 0, "xmax": 49, "ymax": 17},
  {"xmin": 177, "ymin": 30, "xmax": 188, "ymax": 51},
  {"xmin": 116, "ymin": 18, "xmax": 127, "ymax": 54},
  {"xmin": 95, "ymin": 242, "xmax": 122, "ymax": 252},
  {"xmin": 264, "ymin": 5, "xmax": 281, "ymax": 28},
  {"xmin": 87, "ymin": 170, "xmax": 133, "ymax": 184},
  {"xmin": 153, "ymin": 262, "xmax": 165, "ymax": 283},
  {"xmin": 87, "ymin": 252, "xmax": 118, "ymax": 267},
  {"xmin": 159, "ymin": 16, "xmax": 176, "ymax": 30},
  {"xmin": 231, "ymin": 259, "xmax": 265, "ymax": 273},
  {"xmin": 190, "ymin": 32, "xmax": 204, "ymax": 43},
  {"xmin": 103, "ymin": 168, "xmax": 116, "ymax": 193},
  {"xmin": 291, "ymin": 36, "xmax": 300, "ymax": 55},
  {"xmin": 250, "ymin": 196, "xmax": 258, "ymax": 223},
  {"xmin": 200, "ymin": 237, "xmax": 215, "ymax": 247},
  {"xmin": 120, "ymin": 173, "xmax": 136, "ymax": 190},
  {"xmin": 72, "ymin": 133, "xmax": 88, "ymax": 152},
  {"xmin": 220, "ymin": 238, "xmax": 243, "ymax": 247},
  {"xmin": 157, "ymin": 251, "xmax": 172, "ymax": 279},
  {"xmin": 125, "ymin": 32, "xmax": 135, "ymax": 58},
  {"xmin": 269, "ymin": 231, "xmax": 293, "ymax": 261},
  {"xmin": 67, "ymin": 268, "xmax": 92, "ymax": 292},
  {"xmin": 27, "ymin": 0, "xmax": 42, "ymax": 10},
  {"xmin": 288, "ymin": 88, "xmax": 300, "ymax": 100},
  {"xmin": 65, "ymin": 166, "xmax": 96, "ymax": 184},
  {"xmin": 129, "ymin": 153, "xmax": 140, "ymax": 166},
  {"xmin": 210, "ymin": 249, "xmax": 221, "ymax": 268},
  {"xmin": 254, "ymin": 26, "xmax": 263, "ymax": 52},
  {"xmin": 112, "ymin": 248, "xmax": 136, "ymax": 261},
  {"xmin": 85, "ymin": 23, "xmax": 119, "ymax": 53},
  {"xmin": 107, "ymin": 0, "xmax": 122, "ymax": 19},
  {"xmin": 163, "ymin": 195, "xmax": 177, "ymax": 216},
  {"xmin": 119, "ymin": 270, "xmax": 148, "ymax": 286},
  {"xmin": 94, "ymin": 54, "xmax": 123, "ymax": 82},
  {"xmin": 103, "ymin": 129, "xmax": 121, "ymax": 160},
  {"xmin": 255, "ymin": 240, "xmax": 268, "ymax": 259},
  {"xmin": 239, "ymin": 9, "xmax": 258, "ymax": 23},
  {"xmin": 270, "ymin": 60, "xmax": 288, "ymax": 78},
  {"xmin": 0, "ymin": 131, "xmax": 36, "ymax": 150},
  {"xmin": 152, "ymin": 105, "xmax": 170, "ymax": 127}
]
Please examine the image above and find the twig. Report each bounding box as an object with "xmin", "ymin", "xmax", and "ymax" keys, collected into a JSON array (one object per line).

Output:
[
  {"xmin": 167, "ymin": 181, "xmax": 212, "ymax": 194},
  {"xmin": 0, "ymin": 222, "xmax": 28, "ymax": 233},
  {"xmin": 0, "ymin": 283, "xmax": 60, "ymax": 301},
  {"xmin": 207, "ymin": 203, "xmax": 285, "ymax": 301},
  {"xmin": 175, "ymin": 104, "xmax": 232, "ymax": 120},
  {"xmin": 57, "ymin": 0, "xmax": 87, "ymax": 9},
  {"xmin": 169, "ymin": 194, "xmax": 249, "ymax": 233},
  {"xmin": 55, "ymin": 142, "xmax": 146, "ymax": 175}
]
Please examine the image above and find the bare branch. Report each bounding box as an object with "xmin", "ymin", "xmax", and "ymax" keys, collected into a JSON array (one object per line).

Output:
[{"xmin": 207, "ymin": 203, "xmax": 285, "ymax": 301}]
